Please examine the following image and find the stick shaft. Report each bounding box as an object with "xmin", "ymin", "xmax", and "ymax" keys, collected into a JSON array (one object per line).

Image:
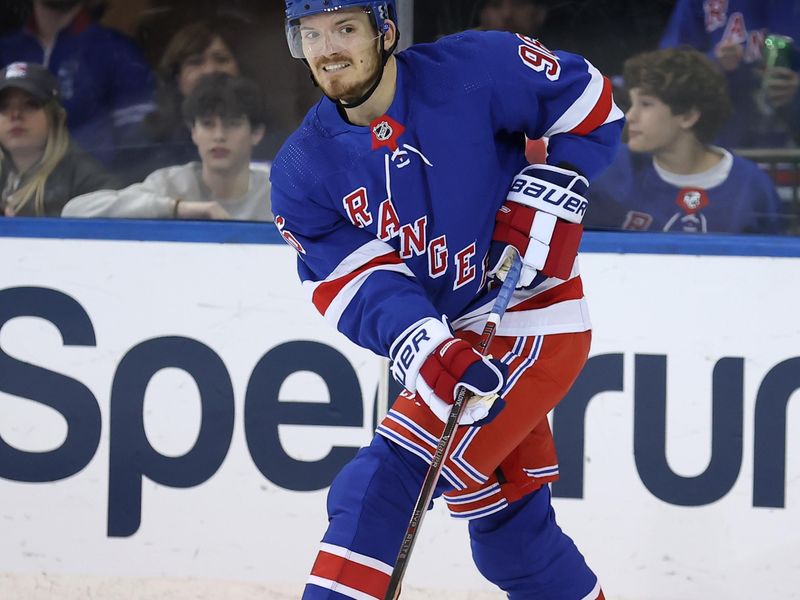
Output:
[
  {"xmin": 384, "ymin": 255, "xmax": 522, "ymax": 600},
  {"xmin": 377, "ymin": 357, "xmax": 390, "ymax": 422}
]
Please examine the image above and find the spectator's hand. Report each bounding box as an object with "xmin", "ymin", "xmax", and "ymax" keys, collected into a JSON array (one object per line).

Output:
[
  {"xmin": 763, "ymin": 66, "xmax": 800, "ymax": 109},
  {"xmin": 175, "ymin": 200, "xmax": 232, "ymax": 220},
  {"xmin": 4, "ymin": 205, "xmax": 13, "ymax": 217},
  {"xmin": 714, "ymin": 40, "xmax": 744, "ymax": 71}
]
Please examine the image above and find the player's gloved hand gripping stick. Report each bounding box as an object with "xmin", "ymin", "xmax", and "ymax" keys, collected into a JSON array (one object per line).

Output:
[
  {"xmin": 384, "ymin": 253, "xmax": 523, "ymax": 600},
  {"xmin": 489, "ymin": 164, "xmax": 587, "ymax": 287}
]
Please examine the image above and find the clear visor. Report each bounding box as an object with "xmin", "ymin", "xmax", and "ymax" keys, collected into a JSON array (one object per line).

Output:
[{"xmin": 286, "ymin": 9, "xmax": 382, "ymax": 59}]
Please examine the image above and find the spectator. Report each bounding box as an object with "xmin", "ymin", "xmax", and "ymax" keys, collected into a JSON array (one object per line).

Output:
[
  {"xmin": 585, "ymin": 48, "xmax": 784, "ymax": 234},
  {"xmin": 63, "ymin": 73, "xmax": 271, "ymax": 221},
  {"xmin": 660, "ymin": 0, "xmax": 800, "ymax": 148},
  {"xmin": 0, "ymin": 62, "xmax": 119, "ymax": 217},
  {"xmin": 0, "ymin": 0, "xmax": 155, "ymax": 166},
  {"xmin": 115, "ymin": 19, "xmax": 248, "ymax": 185},
  {"xmin": 477, "ymin": 0, "xmax": 549, "ymax": 36}
]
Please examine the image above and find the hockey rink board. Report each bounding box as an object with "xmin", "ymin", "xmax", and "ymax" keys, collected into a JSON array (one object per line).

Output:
[{"xmin": 0, "ymin": 221, "xmax": 798, "ymax": 600}]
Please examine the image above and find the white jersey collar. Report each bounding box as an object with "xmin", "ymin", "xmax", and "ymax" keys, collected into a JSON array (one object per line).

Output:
[{"xmin": 652, "ymin": 146, "xmax": 733, "ymax": 189}]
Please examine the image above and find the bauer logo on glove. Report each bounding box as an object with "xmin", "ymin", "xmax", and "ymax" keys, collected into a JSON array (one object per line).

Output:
[
  {"xmin": 488, "ymin": 164, "xmax": 588, "ymax": 287},
  {"xmin": 389, "ymin": 317, "xmax": 508, "ymax": 426},
  {"xmin": 508, "ymin": 175, "xmax": 588, "ymax": 221}
]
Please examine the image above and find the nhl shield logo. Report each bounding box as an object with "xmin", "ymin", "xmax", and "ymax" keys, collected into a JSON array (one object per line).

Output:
[
  {"xmin": 373, "ymin": 120, "xmax": 393, "ymax": 142},
  {"xmin": 370, "ymin": 114, "xmax": 405, "ymax": 151}
]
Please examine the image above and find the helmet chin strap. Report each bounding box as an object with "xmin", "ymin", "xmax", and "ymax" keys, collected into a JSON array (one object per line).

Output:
[
  {"xmin": 334, "ymin": 43, "xmax": 387, "ymax": 109},
  {"xmin": 306, "ymin": 31, "xmax": 398, "ymax": 114}
]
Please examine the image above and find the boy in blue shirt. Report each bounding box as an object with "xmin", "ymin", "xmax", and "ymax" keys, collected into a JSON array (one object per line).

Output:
[{"xmin": 586, "ymin": 48, "xmax": 784, "ymax": 234}]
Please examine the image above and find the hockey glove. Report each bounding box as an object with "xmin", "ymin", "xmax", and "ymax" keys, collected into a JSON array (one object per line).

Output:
[
  {"xmin": 390, "ymin": 317, "xmax": 508, "ymax": 426},
  {"xmin": 488, "ymin": 164, "xmax": 588, "ymax": 287}
]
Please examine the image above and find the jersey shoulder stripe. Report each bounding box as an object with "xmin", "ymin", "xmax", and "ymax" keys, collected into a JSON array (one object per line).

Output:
[{"xmin": 545, "ymin": 60, "xmax": 624, "ymax": 137}]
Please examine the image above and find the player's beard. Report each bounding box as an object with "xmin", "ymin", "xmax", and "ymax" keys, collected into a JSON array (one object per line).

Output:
[{"xmin": 313, "ymin": 47, "xmax": 382, "ymax": 105}]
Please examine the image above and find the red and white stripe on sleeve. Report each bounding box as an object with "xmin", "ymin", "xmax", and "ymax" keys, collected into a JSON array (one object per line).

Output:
[
  {"xmin": 303, "ymin": 239, "xmax": 415, "ymax": 327},
  {"xmin": 544, "ymin": 60, "xmax": 624, "ymax": 138}
]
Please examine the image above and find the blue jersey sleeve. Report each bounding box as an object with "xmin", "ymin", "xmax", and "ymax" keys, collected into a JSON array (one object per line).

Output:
[
  {"xmin": 109, "ymin": 36, "xmax": 154, "ymax": 120},
  {"xmin": 93, "ymin": 29, "xmax": 155, "ymax": 142},
  {"xmin": 463, "ymin": 30, "xmax": 624, "ymax": 179},
  {"xmin": 270, "ymin": 168, "xmax": 441, "ymax": 357}
]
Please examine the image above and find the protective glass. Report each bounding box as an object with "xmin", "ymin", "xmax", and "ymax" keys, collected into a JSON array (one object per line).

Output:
[{"xmin": 286, "ymin": 8, "xmax": 381, "ymax": 59}]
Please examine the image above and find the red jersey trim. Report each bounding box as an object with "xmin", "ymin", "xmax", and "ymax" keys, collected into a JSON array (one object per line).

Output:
[
  {"xmin": 568, "ymin": 75, "xmax": 613, "ymax": 136},
  {"xmin": 509, "ymin": 276, "xmax": 584, "ymax": 312},
  {"xmin": 311, "ymin": 252, "xmax": 403, "ymax": 315}
]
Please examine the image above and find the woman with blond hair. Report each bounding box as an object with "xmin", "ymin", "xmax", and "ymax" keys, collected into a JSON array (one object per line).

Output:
[{"xmin": 0, "ymin": 62, "xmax": 119, "ymax": 217}]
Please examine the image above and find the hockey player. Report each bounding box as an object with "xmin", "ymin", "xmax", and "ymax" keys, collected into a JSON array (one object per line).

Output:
[
  {"xmin": 584, "ymin": 48, "xmax": 784, "ymax": 234},
  {"xmin": 271, "ymin": 1, "xmax": 623, "ymax": 598}
]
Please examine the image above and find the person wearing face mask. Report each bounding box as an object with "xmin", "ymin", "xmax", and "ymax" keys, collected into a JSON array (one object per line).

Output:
[
  {"xmin": 0, "ymin": 61, "xmax": 119, "ymax": 217},
  {"xmin": 0, "ymin": 0, "xmax": 155, "ymax": 168},
  {"xmin": 63, "ymin": 73, "xmax": 271, "ymax": 221}
]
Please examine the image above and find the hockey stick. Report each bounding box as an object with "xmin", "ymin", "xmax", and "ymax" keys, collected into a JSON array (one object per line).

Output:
[
  {"xmin": 384, "ymin": 253, "xmax": 523, "ymax": 600},
  {"xmin": 377, "ymin": 357, "xmax": 390, "ymax": 422}
]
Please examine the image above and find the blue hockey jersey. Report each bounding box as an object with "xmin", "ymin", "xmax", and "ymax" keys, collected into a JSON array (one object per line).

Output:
[
  {"xmin": 660, "ymin": 0, "xmax": 800, "ymax": 55},
  {"xmin": 271, "ymin": 30, "xmax": 623, "ymax": 357},
  {"xmin": 660, "ymin": 0, "xmax": 800, "ymax": 147},
  {"xmin": 584, "ymin": 145, "xmax": 784, "ymax": 234}
]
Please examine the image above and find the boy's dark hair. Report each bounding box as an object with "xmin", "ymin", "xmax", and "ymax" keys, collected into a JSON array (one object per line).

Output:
[
  {"xmin": 182, "ymin": 73, "xmax": 266, "ymax": 129},
  {"xmin": 623, "ymin": 47, "xmax": 732, "ymax": 144}
]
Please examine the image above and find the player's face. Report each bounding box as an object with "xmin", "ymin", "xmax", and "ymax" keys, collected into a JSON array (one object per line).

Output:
[
  {"xmin": 191, "ymin": 114, "xmax": 263, "ymax": 174},
  {"xmin": 0, "ymin": 88, "xmax": 49, "ymax": 163},
  {"xmin": 625, "ymin": 88, "xmax": 687, "ymax": 154},
  {"xmin": 299, "ymin": 9, "xmax": 384, "ymax": 104},
  {"xmin": 178, "ymin": 36, "xmax": 240, "ymax": 98}
]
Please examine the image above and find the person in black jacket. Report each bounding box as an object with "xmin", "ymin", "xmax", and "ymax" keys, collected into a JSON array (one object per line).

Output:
[{"xmin": 0, "ymin": 61, "xmax": 119, "ymax": 217}]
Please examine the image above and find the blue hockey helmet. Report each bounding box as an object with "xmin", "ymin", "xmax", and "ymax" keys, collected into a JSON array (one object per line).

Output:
[{"xmin": 285, "ymin": 0, "xmax": 397, "ymax": 59}]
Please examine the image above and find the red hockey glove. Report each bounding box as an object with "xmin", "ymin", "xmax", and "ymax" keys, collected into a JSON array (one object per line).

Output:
[
  {"xmin": 390, "ymin": 317, "xmax": 508, "ymax": 425},
  {"xmin": 488, "ymin": 164, "xmax": 588, "ymax": 287}
]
